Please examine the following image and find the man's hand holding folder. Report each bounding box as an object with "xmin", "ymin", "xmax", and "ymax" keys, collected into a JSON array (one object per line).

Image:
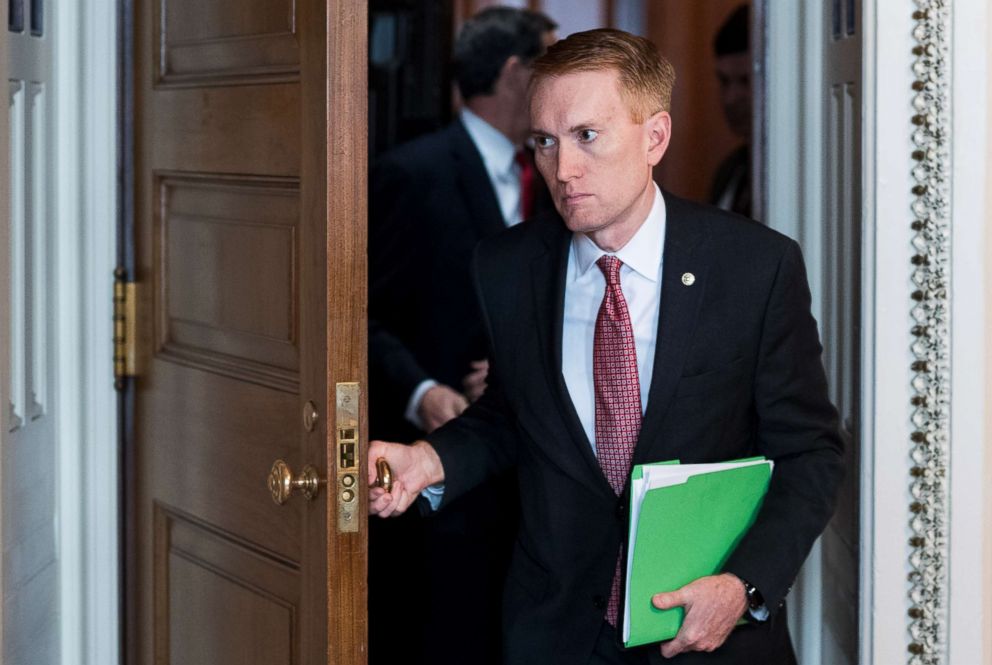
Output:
[{"xmin": 650, "ymin": 573, "xmax": 748, "ymax": 658}]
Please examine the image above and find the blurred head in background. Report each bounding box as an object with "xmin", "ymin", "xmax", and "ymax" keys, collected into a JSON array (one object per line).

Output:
[
  {"xmin": 454, "ymin": 7, "xmax": 558, "ymax": 145},
  {"xmin": 714, "ymin": 5, "xmax": 752, "ymax": 140}
]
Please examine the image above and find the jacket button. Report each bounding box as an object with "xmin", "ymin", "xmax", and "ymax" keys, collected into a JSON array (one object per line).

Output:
[
  {"xmin": 615, "ymin": 500, "xmax": 627, "ymax": 521},
  {"xmin": 592, "ymin": 595, "xmax": 606, "ymax": 610}
]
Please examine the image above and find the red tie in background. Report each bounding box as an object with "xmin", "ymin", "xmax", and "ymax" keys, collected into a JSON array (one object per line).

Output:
[
  {"xmin": 515, "ymin": 149, "xmax": 535, "ymax": 220},
  {"xmin": 593, "ymin": 255, "xmax": 642, "ymax": 626}
]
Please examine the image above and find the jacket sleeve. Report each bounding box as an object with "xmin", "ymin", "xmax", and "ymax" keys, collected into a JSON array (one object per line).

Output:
[{"xmin": 721, "ymin": 239, "xmax": 845, "ymax": 616}]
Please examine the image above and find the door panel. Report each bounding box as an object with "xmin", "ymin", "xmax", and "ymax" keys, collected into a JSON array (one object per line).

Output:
[
  {"xmin": 156, "ymin": 174, "xmax": 301, "ymax": 390},
  {"xmin": 157, "ymin": 507, "xmax": 300, "ymax": 665},
  {"xmin": 131, "ymin": 0, "xmax": 367, "ymax": 663},
  {"xmin": 157, "ymin": 0, "xmax": 300, "ymax": 85}
]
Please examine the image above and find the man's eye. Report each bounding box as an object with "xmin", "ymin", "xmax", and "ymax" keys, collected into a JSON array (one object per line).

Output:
[
  {"xmin": 578, "ymin": 129, "xmax": 599, "ymax": 142},
  {"xmin": 534, "ymin": 136, "xmax": 556, "ymax": 149}
]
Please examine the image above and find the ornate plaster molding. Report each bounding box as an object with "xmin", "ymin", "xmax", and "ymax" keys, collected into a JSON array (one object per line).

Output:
[{"xmin": 907, "ymin": 1, "xmax": 951, "ymax": 663}]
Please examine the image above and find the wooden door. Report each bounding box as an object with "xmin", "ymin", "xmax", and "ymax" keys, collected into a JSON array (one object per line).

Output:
[{"xmin": 129, "ymin": 1, "xmax": 367, "ymax": 664}]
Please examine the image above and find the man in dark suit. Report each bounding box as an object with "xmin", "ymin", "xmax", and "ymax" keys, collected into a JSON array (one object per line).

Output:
[
  {"xmin": 709, "ymin": 5, "xmax": 753, "ymax": 218},
  {"xmin": 369, "ymin": 28, "xmax": 843, "ymax": 665},
  {"xmin": 368, "ymin": 7, "xmax": 557, "ymax": 665}
]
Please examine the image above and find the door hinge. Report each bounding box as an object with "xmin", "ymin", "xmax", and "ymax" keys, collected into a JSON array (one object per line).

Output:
[{"xmin": 113, "ymin": 267, "xmax": 138, "ymax": 389}]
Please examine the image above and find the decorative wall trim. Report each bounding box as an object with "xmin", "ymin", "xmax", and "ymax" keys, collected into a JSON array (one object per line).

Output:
[{"xmin": 907, "ymin": 1, "xmax": 951, "ymax": 662}]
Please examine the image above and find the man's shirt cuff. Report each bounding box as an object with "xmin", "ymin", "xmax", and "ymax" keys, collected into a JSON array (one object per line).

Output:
[
  {"xmin": 748, "ymin": 604, "xmax": 770, "ymax": 622},
  {"xmin": 420, "ymin": 483, "xmax": 445, "ymax": 511},
  {"xmin": 405, "ymin": 379, "xmax": 438, "ymax": 430}
]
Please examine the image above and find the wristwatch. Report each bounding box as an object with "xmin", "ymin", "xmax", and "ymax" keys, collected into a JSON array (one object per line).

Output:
[{"xmin": 739, "ymin": 577, "xmax": 765, "ymax": 611}]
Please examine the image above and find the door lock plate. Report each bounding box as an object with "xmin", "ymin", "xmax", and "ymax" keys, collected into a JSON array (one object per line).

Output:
[{"xmin": 335, "ymin": 382, "xmax": 361, "ymax": 532}]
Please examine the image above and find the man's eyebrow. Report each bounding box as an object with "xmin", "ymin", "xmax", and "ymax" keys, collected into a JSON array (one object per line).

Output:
[
  {"xmin": 531, "ymin": 120, "xmax": 601, "ymax": 136},
  {"xmin": 568, "ymin": 120, "xmax": 600, "ymax": 133}
]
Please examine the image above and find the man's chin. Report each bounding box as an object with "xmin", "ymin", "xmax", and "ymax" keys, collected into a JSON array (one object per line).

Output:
[{"xmin": 562, "ymin": 215, "xmax": 609, "ymax": 237}]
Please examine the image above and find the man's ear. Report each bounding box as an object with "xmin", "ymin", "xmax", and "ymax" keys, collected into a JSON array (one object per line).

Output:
[
  {"xmin": 645, "ymin": 111, "xmax": 673, "ymax": 167},
  {"xmin": 497, "ymin": 55, "xmax": 526, "ymax": 93}
]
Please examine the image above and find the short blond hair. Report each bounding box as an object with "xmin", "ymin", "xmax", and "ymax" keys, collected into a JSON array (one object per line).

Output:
[{"xmin": 532, "ymin": 28, "xmax": 676, "ymax": 122}]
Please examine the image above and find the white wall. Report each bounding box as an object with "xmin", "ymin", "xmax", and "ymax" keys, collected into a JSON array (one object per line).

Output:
[
  {"xmin": 540, "ymin": 0, "xmax": 604, "ymax": 36},
  {"xmin": 612, "ymin": 0, "xmax": 647, "ymax": 36},
  {"xmin": 861, "ymin": 1, "xmax": 918, "ymax": 662},
  {"xmin": 947, "ymin": 0, "xmax": 989, "ymax": 661},
  {"xmin": 0, "ymin": 2, "xmax": 10, "ymax": 657},
  {"xmin": 986, "ymin": 16, "xmax": 992, "ymax": 655}
]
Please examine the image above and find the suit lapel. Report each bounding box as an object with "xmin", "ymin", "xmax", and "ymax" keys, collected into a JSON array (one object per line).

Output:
[
  {"xmin": 530, "ymin": 219, "xmax": 615, "ymax": 498},
  {"xmin": 450, "ymin": 120, "xmax": 506, "ymax": 239},
  {"xmin": 633, "ymin": 194, "xmax": 711, "ymax": 465}
]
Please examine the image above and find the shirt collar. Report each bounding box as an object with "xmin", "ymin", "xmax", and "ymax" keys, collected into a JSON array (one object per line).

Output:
[
  {"xmin": 572, "ymin": 183, "xmax": 667, "ymax": 282},
  {"xmin": 460, "ymin": 108, "xmax": 517, "ymax": 178}
]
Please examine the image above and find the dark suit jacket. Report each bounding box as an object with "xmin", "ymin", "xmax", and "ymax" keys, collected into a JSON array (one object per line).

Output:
[
  {"xmin": 426, "ymin": 193, "xmax": 844, "ymax": 665},
  {"xmin": 369, "ymin": 118, "xmax": 549, "ymax": 664},
  {"xmin": 708, "ymin": 144, "xmax": 752, "ymax": 219}
]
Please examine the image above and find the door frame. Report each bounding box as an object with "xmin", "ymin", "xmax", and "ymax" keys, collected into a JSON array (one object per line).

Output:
[
  {"xmin": 1, "ymin": 0, "xmax": 9, "ymax": 653},
  {"xmin": 759, "ymin": 2, "xmax": 827, "ymax": 660},
  {"xmin": 53, "ymin": 0, "xmax": 120, "ymax": 663},
  {"xmin": 1, "ymin": 0, "xmax": 118, "ymax": 662}
]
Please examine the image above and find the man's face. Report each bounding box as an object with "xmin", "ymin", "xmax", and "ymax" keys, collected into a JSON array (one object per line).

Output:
[
  {"xmin": 530, "ymin": 69, "xmax": 668, "ymax": 238},
  {"xmin": 715, "ymin": 52, "xmax": 752, "ymax": 139}
]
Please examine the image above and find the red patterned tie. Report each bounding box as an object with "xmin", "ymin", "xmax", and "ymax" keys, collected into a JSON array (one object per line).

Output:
[{"xmin": 594, "ymin": 255, "xmax": 642, "ymax": 625}]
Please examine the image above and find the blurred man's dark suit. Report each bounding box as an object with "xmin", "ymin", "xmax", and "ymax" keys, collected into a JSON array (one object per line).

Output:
[{"xmin": 368, "ymin": 117, "xmax": 549, "ymax": 665}]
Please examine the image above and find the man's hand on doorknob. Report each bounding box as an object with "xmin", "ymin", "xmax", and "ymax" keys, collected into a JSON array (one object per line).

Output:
[{"xmin": 367, "ymin": 440, "xmax": 445, "ymax": 517}]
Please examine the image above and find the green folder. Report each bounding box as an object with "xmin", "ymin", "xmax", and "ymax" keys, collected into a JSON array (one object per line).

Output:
[{"xmin": 621, "ymin": 457, "xmax": 773, "ymax": 648}]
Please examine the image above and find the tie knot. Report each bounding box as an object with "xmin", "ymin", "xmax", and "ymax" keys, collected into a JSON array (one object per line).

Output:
[{"xmin": 596, "ymin": 255, "xmax": 623, "ymax": 287}]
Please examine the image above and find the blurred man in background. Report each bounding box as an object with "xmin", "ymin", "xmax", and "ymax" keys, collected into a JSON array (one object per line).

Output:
[
  {"xmin": 368, "ymin": 7, "xmax": 556, "ymax": 664},
  {"xmin": 709, "ymin": 4, "xmax": 753, "ymax": 218}
]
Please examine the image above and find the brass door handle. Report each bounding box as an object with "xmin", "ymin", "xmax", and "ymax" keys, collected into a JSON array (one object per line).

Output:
[
  {"xmin": 268, "ymin": 459, "xmax": 325, "ymax": 505},
  {"xmin": 371, "ymin": 457, "xmax": 393, "ymax": 493}
]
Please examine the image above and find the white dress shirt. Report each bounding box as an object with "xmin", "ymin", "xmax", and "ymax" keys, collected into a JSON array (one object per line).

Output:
[
  {"xmin": 460, "ymin": 107, "xmax": 525, "ymax": 227},
  {"xmin": 562, "ymin": 183, "xmax": 666, "ymax": 451},
  {"xmin": 404, "ymin": 109, "xmax": 524, "ymax": 428}
]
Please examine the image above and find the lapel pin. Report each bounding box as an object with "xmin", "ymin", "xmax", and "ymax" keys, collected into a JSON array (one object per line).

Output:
[{"xmin": 681, "ymin": 272, "xmax": 696, "ymax": 286}]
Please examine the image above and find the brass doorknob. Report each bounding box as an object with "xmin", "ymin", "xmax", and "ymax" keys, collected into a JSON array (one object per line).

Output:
[{"xmin": 268, "ymin": 459, "xmax": 324, "ymax": 505}]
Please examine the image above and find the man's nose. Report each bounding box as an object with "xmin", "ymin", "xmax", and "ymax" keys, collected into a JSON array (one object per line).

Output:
[{"xmin": 555, "ymin": 143, "xmax": 582, "ymax": 182}]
